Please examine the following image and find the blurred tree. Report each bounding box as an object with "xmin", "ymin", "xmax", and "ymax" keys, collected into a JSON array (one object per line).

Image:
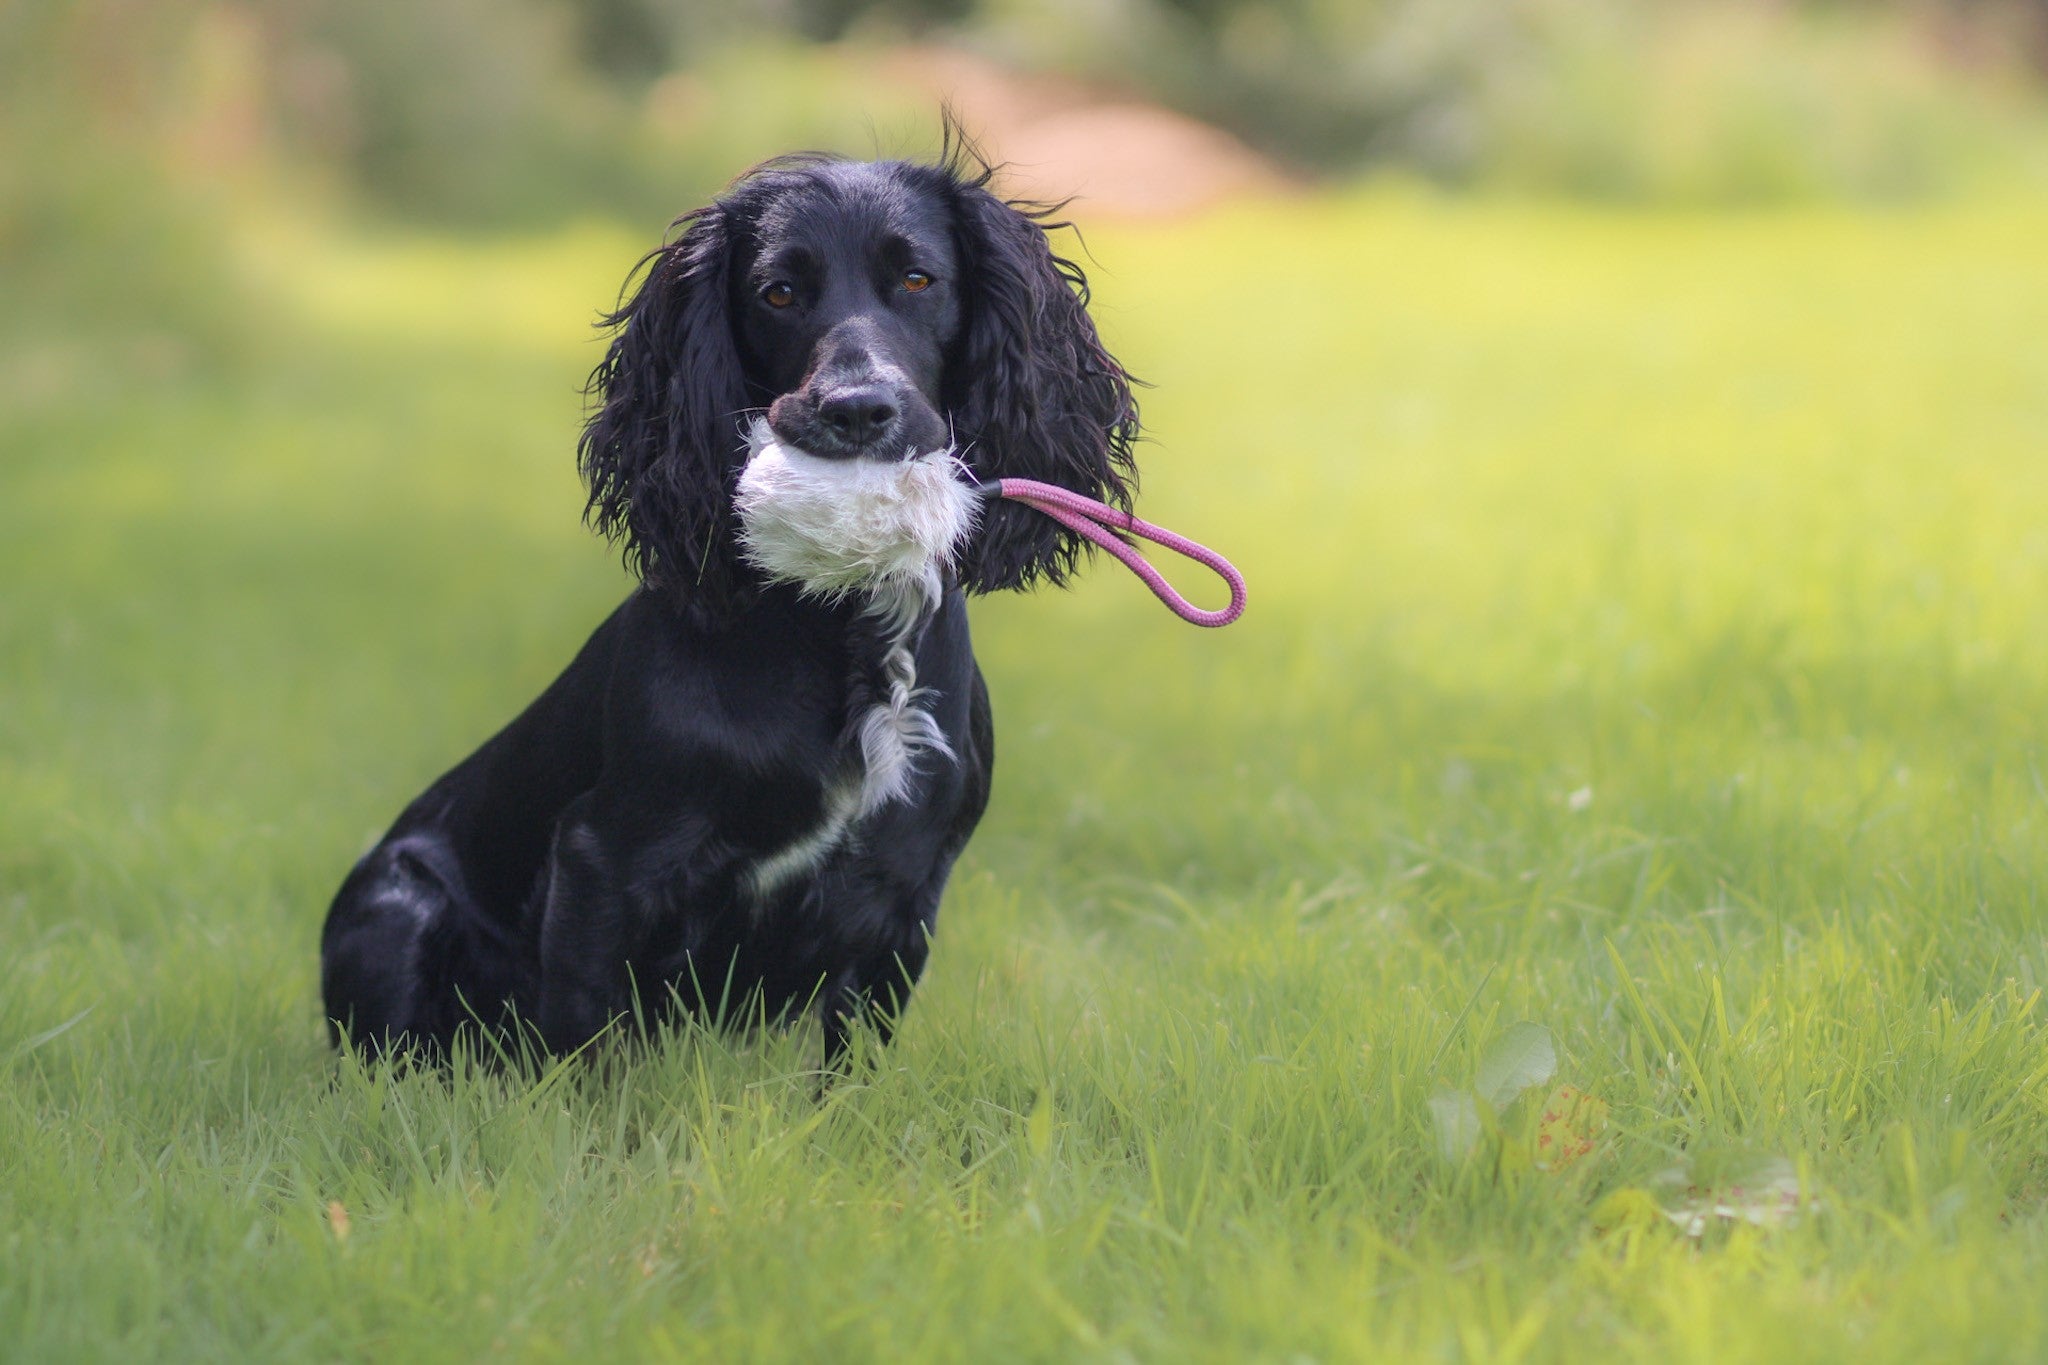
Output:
[
  {"xmin": 791, "ymin": 0, "xmax": 979, "ymax": 42},
  {"xmin": 268, "ymin": 0, "xmax": 633, "ymax": 223},
  {"xmin": 577, "ymin": 0, "xmax": 681, "ymax": 80},
  {"xmin": 0, "ymin": 0, "xmax": 249, "ymax": 351},
  {"xmin": 6, "ymin": 0, "xmax": 2044, "ymax": 242}
]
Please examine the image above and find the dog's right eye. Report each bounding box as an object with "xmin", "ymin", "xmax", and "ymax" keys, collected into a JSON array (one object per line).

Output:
[{"xmin": 762, "ymin": 282, "xmax": 796, "ymax": 309}]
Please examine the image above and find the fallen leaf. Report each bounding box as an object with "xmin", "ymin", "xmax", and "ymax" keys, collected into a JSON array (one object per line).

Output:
[
  {"xmin": 1654, "ymin": 1155, "xmax": 1805, "ymax": 1237},
  {"xmin": 1591, "ymin": 1187, "xmax": 1664, "ymax": 1232},
  {"xmin": 1026, "ymin": 1088, "xmax": 1054, "ymax": 1161},
  {"xmin": 1474, "ymin": 1022, "xmax": 1557, "ymax": 1111},
  {"xmin": 1428, "ymin": 1088, "xmax": 1482, "ymax": 1162},
  {"xmin": 1534, "ymin": 1084, "xmax": 1607, "ymax": 1171},
  {"xmin": 326, "ymin": 1200, "xmax": 351, "ymax": 1244}
]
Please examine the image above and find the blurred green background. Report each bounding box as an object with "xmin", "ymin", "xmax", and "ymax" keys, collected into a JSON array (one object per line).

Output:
[
  {"xmin": 11, "ymin": 0, "xmax": 2048, "ymax": 309},
  {"xmin": 9, "ymin": 2, "xmax": 2048, "ymax": 1360}
]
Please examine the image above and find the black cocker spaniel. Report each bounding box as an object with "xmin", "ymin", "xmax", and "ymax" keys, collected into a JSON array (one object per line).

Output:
[{"xmin": 320, "ymin": 141, "xmax": 1138, "ymax": 1068}]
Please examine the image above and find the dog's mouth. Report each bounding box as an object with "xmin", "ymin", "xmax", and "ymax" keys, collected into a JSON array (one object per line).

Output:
[{"xmin": 733, "ymin": 417, "xmax": 979, "ymax": 616}]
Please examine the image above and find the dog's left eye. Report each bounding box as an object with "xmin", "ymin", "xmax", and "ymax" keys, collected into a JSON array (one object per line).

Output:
[
  {"xmin": 901, "ymin": 270, "xmax": 934, "ymax": 293},
  {"xmin": 762, "ymin": 282, "xmax": 796, "ymax": 308}
]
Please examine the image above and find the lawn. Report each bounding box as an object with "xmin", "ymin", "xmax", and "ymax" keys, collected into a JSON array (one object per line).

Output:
[{"xmin": 4, "ymin": 190, "xmax": 2047, "ymax": 1361}]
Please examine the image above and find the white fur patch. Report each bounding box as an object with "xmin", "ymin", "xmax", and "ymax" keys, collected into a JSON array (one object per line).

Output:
[
  {"xmin": 856, "ymin": 642, "xmax": 953, "ymax": 815},
  {"xmin": 745, "ymin": 777, "xmax": 862, "ymax": 899},
  {"xmin": 734, "ymin": 417, "xmax": 979, "ymax": 630}
]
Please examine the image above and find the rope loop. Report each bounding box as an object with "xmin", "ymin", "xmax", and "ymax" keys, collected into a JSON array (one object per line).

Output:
[{"xmin": 987, "ymin": 478, "xmax": 1246, "ymax": 628}]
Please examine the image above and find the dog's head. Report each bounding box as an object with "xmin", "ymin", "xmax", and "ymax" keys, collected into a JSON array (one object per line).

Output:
[{"xmin": 578, "ymin": 139, "xmax": 1139, "ymax": 621}]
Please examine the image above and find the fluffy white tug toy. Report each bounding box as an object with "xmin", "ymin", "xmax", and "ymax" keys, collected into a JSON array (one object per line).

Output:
[{"xmin": 734, "ymin": 417, "xmax": 980, "ymax": 630}]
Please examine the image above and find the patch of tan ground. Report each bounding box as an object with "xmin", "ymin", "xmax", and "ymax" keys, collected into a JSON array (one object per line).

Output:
[{"xmin": 881, "ymin": 46, "xmax": 1293, "ymax": 219}]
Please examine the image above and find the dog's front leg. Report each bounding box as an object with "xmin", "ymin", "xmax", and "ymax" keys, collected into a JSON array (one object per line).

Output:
[
  {"xmin": 534, "ymin": 797, "xmax": 641, "ymax": 1056},
  {"xmin": 819, "ymin": 919, "xmax": 936, "ymax": 1072}
]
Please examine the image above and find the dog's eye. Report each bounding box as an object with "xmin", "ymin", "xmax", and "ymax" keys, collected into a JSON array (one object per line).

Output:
[
  {"xmin": 762, "ymin": 282, "xmax": 796, "ymax": 309},
  {"xmin": 901, "ymin": 270, "xmax": 933, "ymax": 293}
]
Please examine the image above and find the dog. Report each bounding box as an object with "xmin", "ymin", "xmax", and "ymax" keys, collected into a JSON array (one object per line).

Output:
[{"xmin": 319, "ymin": 142, "xmax": 1138, "ymax": 1068}]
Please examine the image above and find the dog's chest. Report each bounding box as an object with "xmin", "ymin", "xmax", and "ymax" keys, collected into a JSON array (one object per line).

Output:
[{"xmin": 739, "ymin": 632, "xmax": 950, "ymax": 900}]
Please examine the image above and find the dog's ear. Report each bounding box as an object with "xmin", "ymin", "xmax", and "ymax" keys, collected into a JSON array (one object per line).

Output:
[
  {"xmin": 946, "ymin": 183, "xmax": 1140, "ymax": 593},
  {"xmin": 579, "ymin": 205, "xmax": 750, "ymax": 614}
]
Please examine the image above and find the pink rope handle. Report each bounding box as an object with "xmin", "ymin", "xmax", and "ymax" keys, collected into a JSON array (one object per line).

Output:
[{"xmin": 986, "ymin": 478, "xmax": 1247, "ymax": 628}]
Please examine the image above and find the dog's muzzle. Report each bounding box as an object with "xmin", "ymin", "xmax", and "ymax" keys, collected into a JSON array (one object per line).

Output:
[{"xmin": 765, "ymin": 374, "xmax": 949, "ymax": 463}]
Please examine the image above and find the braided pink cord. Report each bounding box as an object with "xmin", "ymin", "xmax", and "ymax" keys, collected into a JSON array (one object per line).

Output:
[{"xmin": 993, "ymin": 478, "xmax": 1247, "ymax": 628}]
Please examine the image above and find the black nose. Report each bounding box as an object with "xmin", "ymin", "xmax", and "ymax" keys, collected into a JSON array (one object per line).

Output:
[{"xmin": 816, "ymin": 385, "xmax": 900, "ymax": 447}]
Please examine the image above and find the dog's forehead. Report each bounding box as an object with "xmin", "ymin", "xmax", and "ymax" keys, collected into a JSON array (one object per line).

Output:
[{"xmin": 750, "ymin": 163, "xmax": 954, "ymax": 263}]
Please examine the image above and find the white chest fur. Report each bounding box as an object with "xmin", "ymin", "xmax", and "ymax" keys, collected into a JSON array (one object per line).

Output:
[
  {"xmin": 738, "ymin": 642, "xmax": 954, "ymax": 901},
  {"xmin": 744, "ymin": 776, "xmax": 862, "ymax": 899}
]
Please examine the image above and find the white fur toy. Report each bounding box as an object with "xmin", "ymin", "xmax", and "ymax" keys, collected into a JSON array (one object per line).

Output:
[{"xmin": 734, "ymin": 417, "xmax": 980, "ymax": 629}]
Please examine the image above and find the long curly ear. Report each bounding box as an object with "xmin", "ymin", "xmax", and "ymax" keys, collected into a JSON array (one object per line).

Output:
[
  {"xmin": 579, "ymin": 205, "xmax": 750, "ymax": 614},
  {"xmin": 945, "ymin": 178, "xmax": 1141, "ymax": 594}
]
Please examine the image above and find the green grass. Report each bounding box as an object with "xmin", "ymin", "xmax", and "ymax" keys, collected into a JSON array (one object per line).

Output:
[{"xmin": 5, "ymin": 190, "xmax": 2048, "ymax": 1361}]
